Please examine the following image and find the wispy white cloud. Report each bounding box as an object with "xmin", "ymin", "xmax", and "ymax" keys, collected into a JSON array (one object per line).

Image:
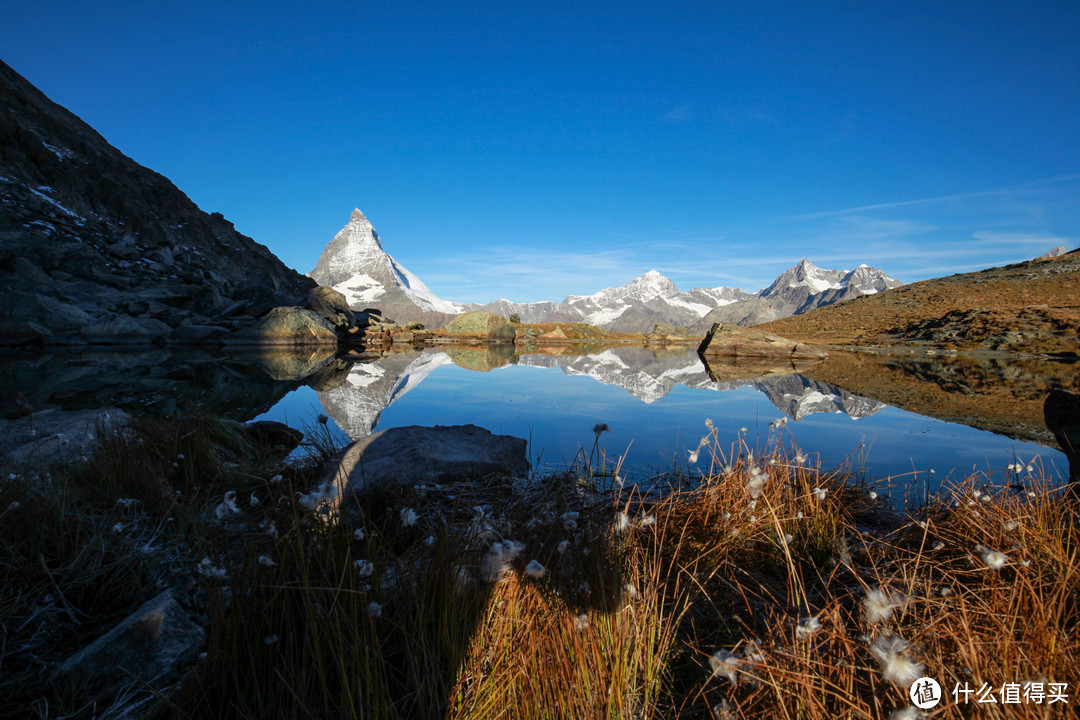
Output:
[
  {"xmin": 784, "ymin": 173, "xmax": 1080, "ymax": 222},
  {"xmin": 972, "ymin": 230, "xmax": 1076, "ymax": 246},
  {"xmin": 662, "ymin": 104, "xmax": 694, "ymax": 124}
]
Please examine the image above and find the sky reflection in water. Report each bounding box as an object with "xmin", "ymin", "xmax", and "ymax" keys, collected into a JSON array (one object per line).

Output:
[{"xmin": 256, "ymin": 349, "xmax": 1068, "ymax": 504}]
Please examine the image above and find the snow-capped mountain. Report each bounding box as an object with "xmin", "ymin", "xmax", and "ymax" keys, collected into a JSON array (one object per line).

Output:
[
  {"xmin": 305, "ymin": 209, "xmax": 899, "ymax": 332},
  {"xmin": 545, "ymin": 270, "xmax": 753, "ymax": 332},
  {"xmin": 689, "ymin": 259, "xmax": 901, "ymax": 331},
  {"xmin": 307, "ymin": 210, "xmax": 465, "ymax": 325}
]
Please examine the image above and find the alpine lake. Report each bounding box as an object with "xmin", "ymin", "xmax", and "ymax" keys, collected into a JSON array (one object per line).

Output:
[{"xmin": 4, "ymin": 342, "xmax": 1075, "ymax": 507}]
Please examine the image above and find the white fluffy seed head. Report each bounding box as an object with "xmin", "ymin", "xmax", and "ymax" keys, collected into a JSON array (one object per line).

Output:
[{"xmin": 864, "ymin": 587, "xmax": 903, "ymax": 623}]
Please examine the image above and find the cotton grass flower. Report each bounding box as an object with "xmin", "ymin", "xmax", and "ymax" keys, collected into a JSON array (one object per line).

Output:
[
  {"xmin": 614, "ymin": 511, "xmax": 631, "ymax": 533},
  {"xmin": 573, "ymin": 613, "xmax": 589, "ymax": 631},
  {"xmin": 557, "ymin": 540, "xmax": 570, "ymax": 553},
  {"xmin": 367, "ymin": 602, "xmax": 382, "ymax": 618},
  {"xmin": 709, "ymin": 649, "xmax": 742, "ymax": 684},
  {"xmin": 869, "ymin": 633, "xmax": 924, "ymax": 686},
  {"xmin": 215, "ymin": 490, "xmax": 241, "ymax": 519},
  {"xmin": 592, "ymin": 422, "xmax": 609, "ymax": 439},
  {"xmin": 354, "ymin": 559, "xmax": 374, "ymax": 577},
  {"xmin": 864, "ymin": 586, "xmax": 904, "ymax": 623},
  {"xmin": 263, "ymin": 634, "xmax": 280, "ymax": 645},
  {"xmin": 524, "ymin": 559, "xmax": 546, "ymax": 578},
  {"xmin": 976, "ymin": 545, "xmax": 1008, "ymax": 570},
  {"xmin": 298, "ymin": 482, "xmax": 338, "ymax": 511},
  {"xmin": 812, "ymin": 487, "xmax": 827, "ymax": 502},
  {"xmin": 796, "ymin": 615, "xmax": 821, "ymax": 639},
  {"xmin": 484, "ymin": 540, "xmax": 525, "ymax": 582},
  {"xmin": 889, "ymin": 707, "xmax": 924, "ymax": 720},
  {"xmin": 196, "ymin": 557, "xmax": 228, "ymax": 580},
  {"xmin": 400, "ymin": 507, "xmax": 418, "ymax": 527},
  {"xmin": 257, "ymin": 555, "xmax": 277, "ymax": 567},
  {"xmin": 353, "ymin": 527, "xmax": 365, "ymax": 541}
]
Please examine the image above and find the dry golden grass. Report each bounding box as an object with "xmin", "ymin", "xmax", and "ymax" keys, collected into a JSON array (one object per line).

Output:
[{"xmin": 5, "ymin": 418, "xmax": 1077, "ymax": 719}]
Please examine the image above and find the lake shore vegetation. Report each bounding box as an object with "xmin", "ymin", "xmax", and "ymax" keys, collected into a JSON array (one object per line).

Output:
[{"xmin": 1, "ymin": 416, "xmax": 1077, "ymax": 719}]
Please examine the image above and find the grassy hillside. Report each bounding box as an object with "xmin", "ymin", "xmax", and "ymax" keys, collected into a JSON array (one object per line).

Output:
[{"xmin": 759, "ymin": 250, "xmax": 1080, "ymax": 355}]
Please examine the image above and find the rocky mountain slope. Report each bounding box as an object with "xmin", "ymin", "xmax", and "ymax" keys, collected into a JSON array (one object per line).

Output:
[
  {"xmin": 0, "ymin": 60, "xmax": 315, "ymax": 347},
  {"xmin": 760, "ymin": 250, "xmax": 1080, "ymax": 355},
  {"xmin": 687, "ymin": 260, "xmax": 902, "ymax": 331},
  {"xmin": 308, "ymin": 209, "xmax": 466, "ymax": 327}
]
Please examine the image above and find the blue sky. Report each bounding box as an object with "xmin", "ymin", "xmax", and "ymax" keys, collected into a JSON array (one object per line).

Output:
[{"xmin": 4, "ymin": 1, "xmax": 1079, "ymax": 302}]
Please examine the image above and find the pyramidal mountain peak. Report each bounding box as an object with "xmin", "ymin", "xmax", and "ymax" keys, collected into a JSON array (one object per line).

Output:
[
  {"xmin": 306, "ymin": 208, "xmax": 902, "ymax": 332},
  {"xmin": 308, "ymin": 210, "xmax": 464, "ymax": 323}
]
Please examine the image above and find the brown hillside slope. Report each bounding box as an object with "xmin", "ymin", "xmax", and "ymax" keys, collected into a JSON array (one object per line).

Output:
[{"xmin": 760, "ymin": 250, "xmax": 1080, "ymax": 355}]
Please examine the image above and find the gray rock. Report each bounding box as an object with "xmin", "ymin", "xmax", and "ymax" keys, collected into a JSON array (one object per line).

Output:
[
  {"xmin": 697, "ymin": 322, "xmax": 828, "ymax": 360},
  {"xmin": 303, "ymin": 285, "xmax": 355, "ymax": 329},
  {"xmin": 322, "ymin": 424, "xmax": 529, "ymax": 497},
  {"xmin": 80, "ymin": 316, "xmax": 173, "ymax": 343},
  {"xmin": 442, "ymin": 311, "xmax": 516, "ymax": 342},
  {"xmin": 229, "ymin": 306, "xmax": 339, "ymax": 346},
  {"xmin": 0, "ymin": 406, "xmax": 130, "ymax": 470},
  {"xmin": 55, "ymin": 589, "xmax": 205, "ymax": 694}
]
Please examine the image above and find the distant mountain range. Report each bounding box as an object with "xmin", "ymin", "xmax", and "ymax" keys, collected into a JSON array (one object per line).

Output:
[{"xmin": 308, "ymin": 210, "xmax": 902, "ymax": 330}]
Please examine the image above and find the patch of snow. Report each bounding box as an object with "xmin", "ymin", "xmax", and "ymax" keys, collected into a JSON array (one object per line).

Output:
[
  {"xmin": 27, "ymin": 186, "xmax": 82, "ymax": 222},
  {"xmin": 42, "ymin": 142, "xmax": 73, "ymax": 160},
  {"xmin": 663, "ymin": 296, "xmax": 713, "ymax": 317}
]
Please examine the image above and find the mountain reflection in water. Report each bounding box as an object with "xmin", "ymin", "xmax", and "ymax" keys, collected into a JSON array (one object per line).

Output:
[
  {"xmin": 266, "ymin": 345, "xmax": 1071, "ymax": 493},
  {"xmin": 3, "ymin": 345, "xmax": 1070, "ymax": 495}
]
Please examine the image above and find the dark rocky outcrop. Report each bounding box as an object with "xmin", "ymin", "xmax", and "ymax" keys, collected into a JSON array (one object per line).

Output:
[
  {"xmin": 698, "ymin": 322, "xmax": 828, "ymax": 361},
  {"xmin": 320, "ymin": 424, "xmax": 529, "ymax": 498},
  {"xmin": 1045, "ymin": 388, "xmax": 1080, "ymax": 482},
  {"xmin": 0, "ymin": 60, "xmax": 315, "ymax": 347},
  {"xmin": 54, "ymin": 589, "xmax": 204, "ymax": 697}
]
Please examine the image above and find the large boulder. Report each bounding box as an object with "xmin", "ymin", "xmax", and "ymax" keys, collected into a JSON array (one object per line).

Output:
[
  {"xmin": 320, "ymin": 424, "xmax": 529, "ymax": 497},
  {"xmin": 229, "ymin": 306, "xmax": 339, "ymax": 346},
  {"xmin": 697, "ymin": 322, "xmax": 828, "ymax": 360},
  {"xmin": 303, "ymin": 286, "xmax": 355, "ymax": 329},
  {"xmin": 1045, "ymin": 389, "xmax": 1080, "ymax": 482},
  {"xmin": 442, "ymin": 311, "xmax": 516, "ymax": 342},
  {"xmin": 54, "ymin": 590, "xmax": 204, "ymax": 695}
]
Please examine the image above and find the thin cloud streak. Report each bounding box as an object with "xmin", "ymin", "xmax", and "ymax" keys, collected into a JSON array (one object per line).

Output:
[{"xmin": 784, "ymin": 173, "xmax": 1080, "ymax": 222}]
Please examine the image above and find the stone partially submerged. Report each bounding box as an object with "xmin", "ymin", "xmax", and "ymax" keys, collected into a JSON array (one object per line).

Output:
[
  {"xmin": 698, "ymin": 322, "xmax": 828, "ymax": 361},
  {"xmin": 320, "ymin": 424, "xmax": 529, "ymax": 498}
]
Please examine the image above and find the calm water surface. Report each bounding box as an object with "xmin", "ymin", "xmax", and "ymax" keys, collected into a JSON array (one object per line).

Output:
[{"xmin": 253, "ymin": 347, "xmax": 1070, "ymax": 503}]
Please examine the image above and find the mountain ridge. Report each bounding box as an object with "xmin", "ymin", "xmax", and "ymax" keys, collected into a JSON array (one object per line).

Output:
[{"xmin": 311, "ymin": 210, "xmax": 901, "ymax": 332}]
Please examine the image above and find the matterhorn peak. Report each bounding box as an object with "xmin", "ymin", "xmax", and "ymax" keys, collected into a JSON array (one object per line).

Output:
[{"xmin": 307, "ymin": 209, "xmax": 464, "ymax": 316}]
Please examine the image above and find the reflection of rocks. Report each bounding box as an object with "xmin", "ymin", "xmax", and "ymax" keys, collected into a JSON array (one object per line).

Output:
[
  {"xmin": 253, "ymin": 345, "xmax": 338, "ymax": 381},
  {"xmin": 317, "ymin": 351, "xmax": 454, "ymax": 439},
  {"xmin": 804, "ymin": 350, "xmax": 1080, "ymax": 448},
  {"xmin": 1045, "ymin": 389, "xmax": 1080, "ymax": 481},
  {"xmin": 444, "ymin": 344, "xmax": 518, "ymax": 372},
  {"xmin": 0, "ymin": 349, "xmax": 313, "ymax": 421},
  {"xmin": 322, "ymin": 424, "xmax": 528, "ymax": 497},
  {"xmin": 699, "ymin": 356, "xmax": 813, "ymax": 382}
]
